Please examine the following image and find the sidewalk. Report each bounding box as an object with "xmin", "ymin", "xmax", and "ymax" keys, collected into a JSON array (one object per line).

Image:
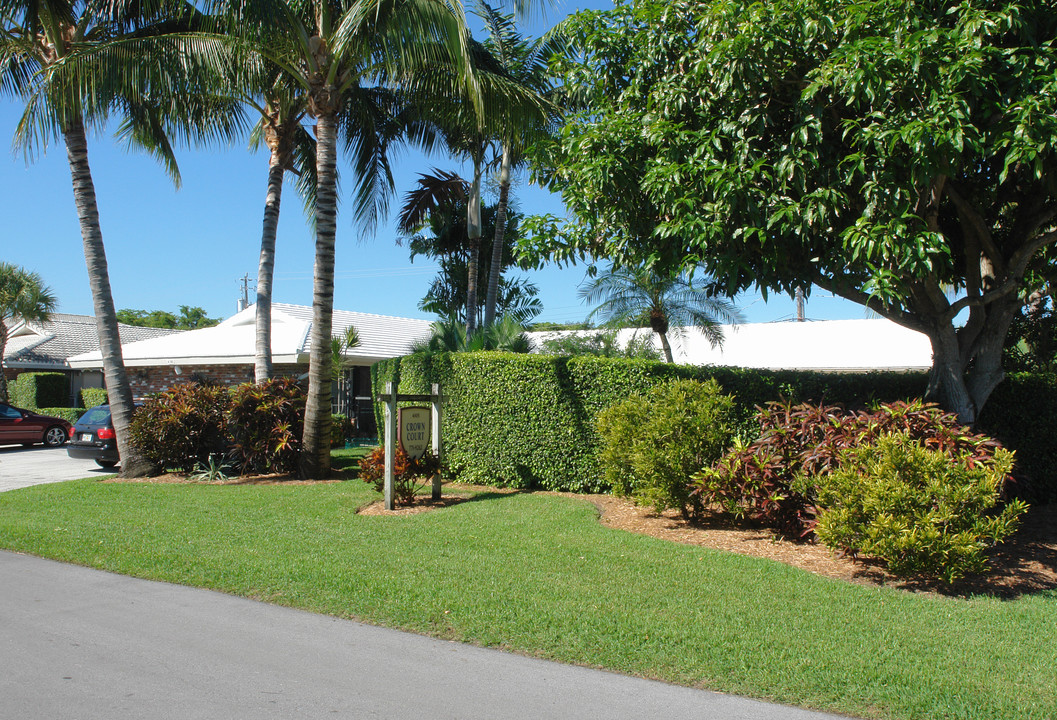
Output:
[{"xmin": 0, "ymin": 551, "xmax": 854, "ymax": 720}]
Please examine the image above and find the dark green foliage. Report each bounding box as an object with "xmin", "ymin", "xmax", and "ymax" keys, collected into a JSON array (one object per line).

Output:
[
  {"xmin": 596, "ymin": 379, "xmax": 735, "ymax": 515},
  {"xmin": 10, "ymin": 372, "xmax": 67, "ymax": 409},
  {"xmin": 536, "ymin": 329, "xmax": 660, "ymax": 359},
  {"xmin": 116, "ymin": 306, "xmax": 220, "ymax": 329},
  {"xmin": 331, "ymin": 414, "xmax": 354, "ymax": 447},
  {"xmin": 226, "ymin": 378, "xmax": 306, "ymax": 475},
  {"xmin": 694, "ymin": 400, "xmax": 1015, "ymax": 539},
  {"xmin": 129, "ymin": 383, "xmax": 230, "ymax": 473},
  {"xmin": 372, "ymin": 352, "xmax": 930, "ymax": 492},
  {"xmin": 358, "ymin": 447, "xmax": 442, "ymax": 506},
  {"xmin": 813, "ymin": 433, "xmax": 1027, "ymax": 583},
  {"xmin": 79, "ymin": 387, "xmax": 108, "ymax": 409},
  {"xmin": 977, "ymin": 372, "xmax": 1057, "ymax": 502},
  {"xmin": 36, "ymin": 407, "xmax": 81, "ymax": 424}
]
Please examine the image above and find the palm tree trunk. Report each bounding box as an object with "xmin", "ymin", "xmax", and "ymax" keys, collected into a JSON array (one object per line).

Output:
[
  {"xmin": 465, "ymin": 160, "xmax": 483, "ymax": 336},
  {"xmin": 255, "ymin": 149, "xmax": 285, "ymax": 383},
  {"xmin": 658, "ymin": 332, "xmax": 674, "ymax": 363},
  {"xmin": 64, "ymin": 118, "xmax": 152, "ymax": 477},
  {"xmin": 484, "ymin": 146, "xmax": 512, "ymax": 328},
  {"xmin": 0, "ymin": 320, "xmax": 9, "ymax": 403},
  {"xmin": 300, "ymin": 113, "xmax": 337, "ymax": 479}
]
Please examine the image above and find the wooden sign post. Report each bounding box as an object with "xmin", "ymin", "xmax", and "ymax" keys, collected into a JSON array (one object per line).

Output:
[{"xmin": 380, "ymin": 383, "xmax": 442, "ymax": 510}]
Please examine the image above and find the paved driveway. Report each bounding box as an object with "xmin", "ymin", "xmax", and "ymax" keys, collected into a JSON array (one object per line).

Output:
[{"xmin": 0, "ymin": 445, "xmax": 108, "ymax": 492}]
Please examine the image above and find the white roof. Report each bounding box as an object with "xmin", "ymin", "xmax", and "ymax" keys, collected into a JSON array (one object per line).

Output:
[
  {"xmin": 530, "ymin": 318, "xmax": 933, "ymax": 372},
  {"xmin": 67, "ymin": 303, "xmax": 433, "ymax": 369}
]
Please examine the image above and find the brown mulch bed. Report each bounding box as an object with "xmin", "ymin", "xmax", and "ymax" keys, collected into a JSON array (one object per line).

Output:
[
  {"xmin": 579, "ymin": 494, "xmax": 1057, "ymax": 598},
  {"xmin": 106, "ymin": 473, "xmax": 1056, "ymax": 598}
]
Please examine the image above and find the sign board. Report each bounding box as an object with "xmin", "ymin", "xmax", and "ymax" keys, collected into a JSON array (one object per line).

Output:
[{"xmin": 398, "ymin": 406, "xmax": 431, "ymax": 460}]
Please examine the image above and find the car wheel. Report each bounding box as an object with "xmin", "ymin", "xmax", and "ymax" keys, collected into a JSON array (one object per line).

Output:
[
  {"xmin": 44, "ymin": 426, "xmax": 68, "ymax": 447},
  {"xmin": 96, "ymin": 460, "xmax": 118, "ymax": 468}
]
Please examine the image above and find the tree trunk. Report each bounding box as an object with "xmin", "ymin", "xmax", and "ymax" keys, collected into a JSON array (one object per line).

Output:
[
  {"xmin": 300, "ymin": 113, "xmax": 336, "ymax": 479},
  {"xmin": 465, "ymin": 160, "xmax": 483, "ymax": 337},
  {"xmin": 0, "ymin": 317, "xmax": 9, "ymax": 401},
  {"xmin": 255, "ymin": 148, "xmax": 284, "ymax": 383},
  {"xmin": 64, "ymin": 121, "xmax": 152, "ymax": 476},
  {"xmin": 924, "ymin": 324, "xmax": 975, "ymax": 423},
  {"xmin": 484, "ymin": 147, "xmax": 512, "ymax": 328},
  {"xmin": 964, "ymin": 297, "xmax": 1020, "ymax": 420},
  {"xmin": 658, "ymin": 332, "xmax": 674, "ymax": 363},
  {"xmin": 0, "ymin": 320, "xmax": 9, "ymax": 403}
]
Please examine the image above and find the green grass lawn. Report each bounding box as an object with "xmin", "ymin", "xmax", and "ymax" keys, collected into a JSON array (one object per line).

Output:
[{"xmin": 0, "ymin": 476, "xmax": 1053, "ymax": 720}]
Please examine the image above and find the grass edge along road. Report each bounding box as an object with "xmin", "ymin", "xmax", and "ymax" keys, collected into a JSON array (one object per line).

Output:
[{"xmin": 0, "ymin": 478, "xmax": 1054, "ymax": 720}]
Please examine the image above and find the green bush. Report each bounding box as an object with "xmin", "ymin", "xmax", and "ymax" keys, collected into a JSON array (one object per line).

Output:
[
  {"xmin": 128, "ymin": 383, "xmax": 230, "ymax": 473},
  {"xmin": 597, "ymin": 379, "xmax": 735, "ymax": 516},
  {"xmin": 812, "ymin": 432, "xmax": 1028, "ymax": 583},
  {"xmin": 373, "ymin": 353, "xmax": 1057, "ymax": 497},
  {"xmin": 36, "ymin": 407, "xmax": 82, "ymax": 424},
  {"xmin": 226, "ymin": 378, "xmax": 305, "ymax": 474},
  {"xmin": 331, "ymin": 414, "xmax": 354, "ymax": 447},
  {"xmin": 977, "ymin": 372, "xmax": 1057, "ymax": 502},
  {"xmin": 694, "ymin": 399, "xmax": 1012, "ymax": 539},
  {"xmin": 372, "ymin": 352, "xmax": 931, "ymax": 493},
  {"xmin": 79, "ymin": 387, "xmax": 108, "ymax": 409},
  {"xmin": 10, "ymin": 372, "xmax": 68, "ymax": 409}
]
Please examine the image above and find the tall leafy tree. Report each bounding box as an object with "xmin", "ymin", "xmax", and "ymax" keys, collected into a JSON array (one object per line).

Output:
[
  {"xmin": 0, "ymin": 263, "xmax": 57, "ymax": 402},
  {"xmin": 579, "ymin": 266, "xmax": 742, "ymax": 363},
  {"xmin": 529, "ymin": 0, "xmax": 1057, "ymax": 423},
  {"xmin": 1, "ymin": 0, "xmax": 232, "ymax": 475}
]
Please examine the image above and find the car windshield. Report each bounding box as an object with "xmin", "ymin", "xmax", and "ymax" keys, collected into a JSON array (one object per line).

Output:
[{"xmin": 77, "ymin": 407, "xmax": 111, "ymax": 425}]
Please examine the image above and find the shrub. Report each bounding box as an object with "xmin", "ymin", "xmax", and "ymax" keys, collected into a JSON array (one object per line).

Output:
[
  {"xmin": 80, "ymin": 387, "xmax": 108, "ymax": 409},
  {"xmin": 36, "ymin": 407, "xmax": 82, "ymax": 424},
  {"xmin": 374, "ymin": 353, "xmax": 927, "ymax": 492},
  {"xmin": 226, "ymin": 378, "xmax": 305, "ymax": 474},
  {"xmin": 11, "ymin": 372, "xmax": 68, "ymax": 409},
  {"xmin": 596, "ymin": 378, "xmax": 736, "ymax": 516},
  {"xmin": 331, "ymin": 414, "xmax": 354, "ymax": 447},
  {"xmin": 693, "ymin": 400, "xmax": 1012, "ymax": 539},
  {"xmin": 359, "ymin": 446, "xmax": 442, "ymax": 506},
  {"xmin": 128, "ymin": 383, "xmax": 230, "ymax": 473},
  {"xmin": 813, "ymin": 432, "xmax": 1028, "ymax": 583}
]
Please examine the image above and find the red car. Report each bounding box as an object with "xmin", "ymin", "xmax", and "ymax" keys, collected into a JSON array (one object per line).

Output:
[{"xmin": 0, "ymin": 402, "xmax": 72, "ymax": 447}]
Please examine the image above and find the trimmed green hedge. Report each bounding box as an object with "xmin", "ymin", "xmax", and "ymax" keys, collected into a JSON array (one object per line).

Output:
[
  {"xmin": 978, "ymin": 372, "xmax": 1057, "ymax": 502},
  {"xmin": 80, "ymin": 387, "xmax": 108, "ymax": 409},
  {"xmin": 36, "ymin": 408, "xmax": 83, "ymax": 424},
  {"xmin": 373, "ymin": 353, "xmax": 930, "ymax": 493},
  {"xmin": 10, "ymin": 372, "xmax": 68, "ymax": 410}
]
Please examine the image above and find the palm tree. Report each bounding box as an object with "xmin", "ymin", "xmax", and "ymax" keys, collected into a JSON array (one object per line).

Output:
[
  {"xmin": 410, "ymin": 314, "xmax": 529, "ymax": 353},
  {"xmin": 399, "ymin": 178, "xmax": 540, "ymax": 324},
  {"xmin": 396, "ymin": 18, "xmax": 552, "ymax": 337},
  {"xmin": 0, "ymin": 263, "xmax": 57, "ymax": 402},
  {"xmin": 1, "ymin": 0, "xmax": 231, "ymax": 476},
  {"xmin": 474, "ymin": 3, "xmax": 562, "ymax": 327},
  {"xmin": 220, "ymin": 0, "xmax": 475, "ymax": 478},
  {"xmin": 579, "ymin": 267, "xmax": 744, "ymax": 363}
]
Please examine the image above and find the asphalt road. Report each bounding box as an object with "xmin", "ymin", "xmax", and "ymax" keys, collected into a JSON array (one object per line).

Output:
[
  {"xmin": 0, "ymin": 445, "xmax": 107, "ymax": 492},
  {"xmin": 0, "ymin": 552, "xmax": 854, "ymax": 720}
]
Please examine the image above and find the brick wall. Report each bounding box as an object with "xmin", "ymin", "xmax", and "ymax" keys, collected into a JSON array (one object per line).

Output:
[{"xmin": 127, "ymin": 363, "xmax": 306, "ymax": 397}]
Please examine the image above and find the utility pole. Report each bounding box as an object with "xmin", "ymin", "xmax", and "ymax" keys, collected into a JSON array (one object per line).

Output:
[
  {"xmin": 237, "ymin": 274, "xmax": 252, "ymax": 312},
  {"xmin": 795, "ymin": 287, "xmax": 806, "ymax": 321}
]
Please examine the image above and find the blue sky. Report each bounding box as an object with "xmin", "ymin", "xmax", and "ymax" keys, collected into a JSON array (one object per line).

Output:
[{"xmin": 1, "ymin": 0, "xmax": 865, "ymax": 327}]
